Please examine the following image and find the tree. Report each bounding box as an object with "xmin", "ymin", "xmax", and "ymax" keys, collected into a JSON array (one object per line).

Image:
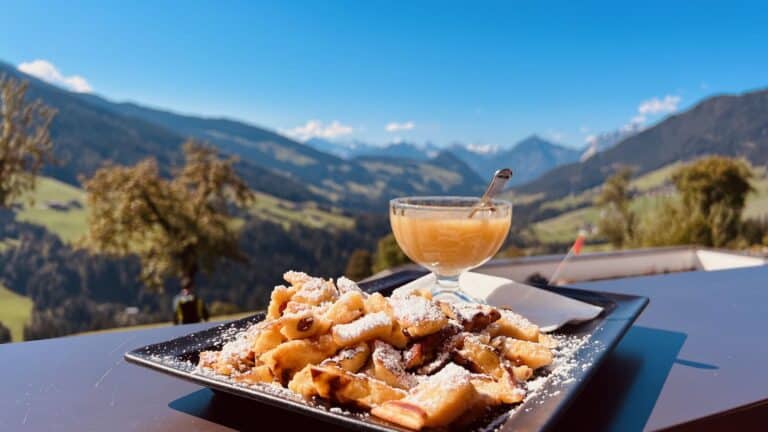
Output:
[
  {"xmin": 80, "ymin": 140, "xmax": 255, "ymax": 292},
  {"xmin": 0, "ymin": 322, "xmax": 10, "ymax": 343},
  {"xmin": 639, "ymin": 156, "xmax": 753, "ymax": 248},
  {"xmin": 372, "ymin": 233, "xmax": 411, "ymax": 273},
  {"xmin": 739, "ymin": 217, "xmax": 768, "ymax": 247},
  {"xmin": 671, "ymin": 156, "xmax": 753, "ymax": 247},
  {"xmin": 595, "ymin": 167, "xmax": 636, "ymax": 248},
  {"xmin": 637, "ymin": 198, "xmax": 692, "ymax": 247},
  {"xmin": 0, "ymin": 76, "xmax": 56, "ymax": 208},
  {"xmin": 345, "ymin": 249, "xmax": 373, "ymax": 281}
]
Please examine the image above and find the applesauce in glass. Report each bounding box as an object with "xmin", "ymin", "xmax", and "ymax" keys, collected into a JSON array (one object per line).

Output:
[{"xmin": 390, "ymin": 196, "xmax": 512, "ymax": 302}]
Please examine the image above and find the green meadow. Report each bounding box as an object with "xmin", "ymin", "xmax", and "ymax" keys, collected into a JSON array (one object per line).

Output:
[
  {"xmin": 532, "ymin": 163, "xmax": 768, "ymax": 245},
  {"xmin": 0, "ymin": 283, "xmax": 33, "ymax": 342}
]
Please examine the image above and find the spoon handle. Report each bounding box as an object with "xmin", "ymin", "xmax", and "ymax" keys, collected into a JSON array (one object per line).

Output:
[{"xmin": 469, "ymin": 168, "xmax": 513, "ymax": 218}]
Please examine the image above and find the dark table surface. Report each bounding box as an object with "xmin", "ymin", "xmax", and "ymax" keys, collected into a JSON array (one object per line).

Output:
[{"xmin": 2, "ymin": 266, "xmax": 768, "ymax": 431}]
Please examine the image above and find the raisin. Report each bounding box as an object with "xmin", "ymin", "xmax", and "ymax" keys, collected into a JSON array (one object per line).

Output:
[{"xmin": 297, "ymin": 316, "xmax": 314, "ymax": 332}]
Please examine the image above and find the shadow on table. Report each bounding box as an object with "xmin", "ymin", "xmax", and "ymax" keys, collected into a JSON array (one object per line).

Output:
[
  {"xmin": 169, "ymin": 388, "xmax": 347, "ymax": 431},
  {"xmin": 551, "ymin": 325, "xmax": 687, "ymax": 432},
  {"xmin": 664, "ymin": 400, "xmax": 768, "ymax": 432}
]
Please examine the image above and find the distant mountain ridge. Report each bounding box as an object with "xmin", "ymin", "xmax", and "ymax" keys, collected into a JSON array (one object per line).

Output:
[
  {"xmin": 517, "ymin": 88, "xmax": 768, "ymax": 199},
  {"xmin": 0, "ymin": 61, "xmax": 321, "ymax": 204},
  {"xmin": 306, "ymin": 138, "xmax": 439, "ymax": 161},
  {"xmin": 449, "ymin": 135, "xmax": 581, "ymax": 185},
  {"xmin": 0, "ymin": 60, "xmax": 484, "ymax": 210},
  {"xmin": 96, "ymin": 102, "xmax": 483, "ymax": 207},
  {"xmin": 355, "ymin": 151, "xmax": 485, "ymax": 197},
  {"xmin": 580, "ymin": 126, "xmax": 639, "ymax": 162},
  {"xmin": 306, "ymin": 135, "xmax": 581, "ymax": 186}
]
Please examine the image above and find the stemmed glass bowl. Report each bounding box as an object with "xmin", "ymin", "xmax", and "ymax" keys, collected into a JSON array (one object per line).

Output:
[{"xmin": 389, "ymin": 196, "xmax": 512, "ymax": 302}]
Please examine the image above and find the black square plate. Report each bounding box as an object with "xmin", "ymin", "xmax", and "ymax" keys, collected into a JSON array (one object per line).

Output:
[{"xmin": 125, "ymin": 270, "xmax": 648, "ymax": 431}]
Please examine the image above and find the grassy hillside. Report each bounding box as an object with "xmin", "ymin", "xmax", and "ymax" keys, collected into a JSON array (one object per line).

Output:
[
  {"xmin": 517, "ymin": 89, "xmax": 768, "ymax": 200},
  {"xmin": 744, "ymin": 169, "xmax": 768, "ymax": 219},
  {"xmin": 531, "ymin": 164, "xmax": 676, "ymax": 242},
  {"xmin": 533, "ymin": 207, "xmax": 600, "ymax": 244},
  {"xmin": 0, "ymin": 283, "xmax": 33, "ymax": 342},
  {"xmin": 15, "ymin": 177, "xmax": 88, "ymax": 243},
  {"xmin": 9, "ymin": 177, "xmax": 354, "ymax": 244},
  {"xmin": 632, "ymin": 162, "xmax": 682, "ymax": 192},
  {"xmin": 533, "ymin": 194, "xmax": 667, "ymax": 244},
  {"xmin": 535, "ymin": 163, "xmax": 679, "ymax": 214},
  {"xmin": 531, "ymin": 163, "xmax": 768, "ymax": 245},
  {"xmin": 251, "ymin": 192, "xmax": 353, "ymax": 230}
]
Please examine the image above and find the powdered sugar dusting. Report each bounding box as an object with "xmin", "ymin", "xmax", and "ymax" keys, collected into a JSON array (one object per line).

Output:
[
  {"xmin": 391, "ymin": 284, "xmax": 426, "ymax": 299},
  {"xmin": 336, "ymin": 276, "xmax": 365, "ymax": 295},
  {"xmin": 333, "ymin": 311, "xmax": 391, "ymax": 342},
  {"xmin": 293, "ymin": 277, "xmax": 337, "ymax": 303},
  {"xmin": 452, "ymin": 302, "xmax": 496, "ymax": 322},
  {"xmin": 372, "ymin": 341, "xmax": 418, "ymax": 388},
  {"xmin": 409, "ymin": 363, "xmax": 472, "ymax": 412},
  {"xmin": 219, "ymin": 332, "xmax": 251, "ymax": 363},
  {"xmin": 428, "ymin": 362, "xmax": 471, "ymax": 389},
  {"xmin": 499, "ymin": 309, "xmax": 537, "ymax": 331},
  {"xmin": 323, "ymin": 344, "xmax": 367, "ymax": 365},
  {"xmin": 389, "ymin": 296, "xmax": 445, "ymax": 326},
  {"xmin": 523, "ymin": 333, "xmax": 598, "ymax": 400},
  {"xmin": 283, "ymin": 270, "xmax": 311, "ymax": 284}
]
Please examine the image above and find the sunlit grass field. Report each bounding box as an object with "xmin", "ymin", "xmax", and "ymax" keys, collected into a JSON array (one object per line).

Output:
[
  {"xmin": 532, "ymin": 163, "xmax": 768, "ymax": 245},
  {"xmin": 14, "ymin": 177, "xmax": 88, "ymax": 243},
  {"xmin": 744, "ymin": 168, "xmax": 768, "ymax": 219},
  {"xmin": 250, "ymin": 191, "xmax": 353, "ymax": 230},
  {"xmin": 0, "ymin": 177, "xmax": 352, "ymax": 342},
  {"xmin": 9, "ymin": 177, "xmax": 354, "ymax": 245},
  {"xmin": 0, "ymin": 283, "xmax": 33, "ymax": 342}
]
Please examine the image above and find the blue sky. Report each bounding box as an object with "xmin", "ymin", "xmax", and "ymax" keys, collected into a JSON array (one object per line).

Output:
[{"xmin": 2, "ymin": 0, "xmax": 767, "ymax": 148}]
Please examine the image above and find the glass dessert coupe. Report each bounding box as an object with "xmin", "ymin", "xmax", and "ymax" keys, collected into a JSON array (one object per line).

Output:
[{"xmin": 390, "ymin": 196, "xmax": 512, "ymax": 303}]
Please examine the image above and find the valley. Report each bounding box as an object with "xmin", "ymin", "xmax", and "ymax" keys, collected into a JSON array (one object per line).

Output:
[{"xmin": 9, "ymin": 177, "xmax": 354, "ymax": 244}]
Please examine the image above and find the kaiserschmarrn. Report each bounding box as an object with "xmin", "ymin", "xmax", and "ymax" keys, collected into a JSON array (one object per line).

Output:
[{"xmin": 197, "ymin": 271, "xmax": 554, "ymax": 430}]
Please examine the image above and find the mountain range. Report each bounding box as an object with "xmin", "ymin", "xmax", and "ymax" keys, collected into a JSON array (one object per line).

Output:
[
  {"xmin": 305, "ymin": 138, "xmax": 440, "ymax": 161},
  {"xmin": 0, "ymin": 61, "xmax": 484, "ymax": 210},
  {"xmin": 579, "ymin": 126, "xmax": 639, "ymax": 162},
  {"xmin": 0, "ymin": 62, "xmax": 322, "ymax": 204},
  {"xmin": 448, "ymin": 136, "xmax": 581, "ymax": 185},
  {"xmin": 305, "ymin": 135, "xmax": 582, "ymax": 186},
  {"xmin": 4, "ymin": 59, "xmax": 766, "ymax": 211},
  {"xmin": 517, "ymin": 87, "xmax": 768, "ymax": 199}
]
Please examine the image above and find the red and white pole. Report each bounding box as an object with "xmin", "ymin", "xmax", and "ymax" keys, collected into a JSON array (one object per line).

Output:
[{"xmin": 548, "ymin": 229, "xmax": 586, "ymax": 285}]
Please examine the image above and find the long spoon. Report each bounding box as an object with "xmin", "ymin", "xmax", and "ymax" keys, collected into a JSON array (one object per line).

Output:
[{"xmin": 468, "ymin": 168, "xmax": 513, "ymax": 218}]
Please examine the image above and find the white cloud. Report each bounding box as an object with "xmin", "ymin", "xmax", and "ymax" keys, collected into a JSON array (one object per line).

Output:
[
  {"xmin": 637, "ymin": 95, "xmax": 681, "ymax": 115},
  {"xmin": 282, "ymin": 120, "xmax": 354, "ymax": 141},
  {"xmin": 617, "ymin": 94, "xmax": 681, "ymax": 131},
  {"xmin": 385, "ymin": 121, "xmax": 415, "ymax": 132},
  {"xmin": 625, "ymin": 114, "xmax": 646, "ymax": 129},
  {"xmin": 583, "ymin": 94, "xmax": 680, "ymax": 159},
  {"xmin": 18, "ymin": 59, "xmax": 93, "ymax": 93}
]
